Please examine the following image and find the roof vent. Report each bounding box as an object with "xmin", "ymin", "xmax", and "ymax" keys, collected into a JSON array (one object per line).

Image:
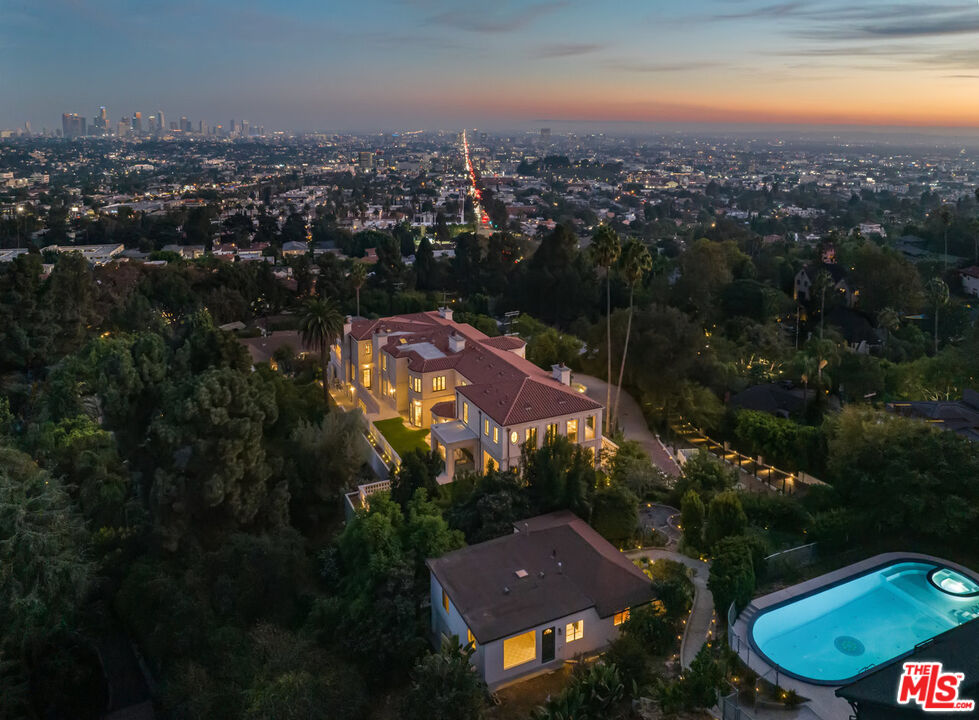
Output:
[
  {"xmin": 514, "ymin": 569, "xmax": 528, "ymax": 579},
  {"xmin": 557, "ymin": 561, "xmax": 563, "ymax": 574},
  {"xmin": 538, "ymin": 570, "xmax": 545, "ymax": 578},
  {"xmin": 503, "ymin": 586, "xmax": 510, "ymax": 594}
]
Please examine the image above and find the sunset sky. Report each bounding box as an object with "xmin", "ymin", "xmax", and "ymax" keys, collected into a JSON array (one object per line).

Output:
[{"xmin": 2, "ymin": 0, "xmax": 979, "ymax": 131}]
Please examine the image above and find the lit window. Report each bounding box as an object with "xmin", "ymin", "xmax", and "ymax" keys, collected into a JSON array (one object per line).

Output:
[
  {"xmin": 433, "ymin": 376, "xmax": 446, "ymax": 391},
  {"xmin": 484, "ymin": 419, "xmax": 490, "ymax": 436},
  {"xmin": 411, "ymin": 376, "xmax": 421, "ymax": 392},
  {"xmin": 546, "ymin": 423, "xmax": 558, "ymax": 442},
  {"xmin": 364, "ymin": 343, "xmax": 372, "ymax": 357},
  {"xmin": 510, "ymin": 431, "xmax": 518, "ymax": 444},
  {"xmin": 467, "ymin": 628, "xmax": 476, "ymax": 647},
  {"xmin": 493, "ymin": 427, "xmax": 499, "ymax": 443},
  {"xmin": 442, "ymin": 589, "xmax": 449, "ymax": 613},
  {"xmin": 503, "ymin": 630, "xmax": 536, "ymax": 669},
  {"xmin": 382, "ymin": 354, "xmax": 388, "ymax": 371},
  {"xmin": 614, "ymin": 609, "xmax": 630, "ymax": 626},
  {"xmin": 567, "ymin": 419, "xmax": 578, "ymax": 443},
  {"xmin": 463, "ymin": 402, "xmax": 469, "ymax": 423},
  {"xmin": 525, "ymin": 427, "xmax": 538, "ymax": 446},
  {"xmin": 566, "ymin": 620, "xmax": 583, "ymax": 642}
]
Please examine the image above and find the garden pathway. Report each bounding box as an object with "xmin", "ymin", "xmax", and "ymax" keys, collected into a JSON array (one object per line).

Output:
[{"xmin": 626, "ymin": 548, "xmax": 714, "ymax": 669}]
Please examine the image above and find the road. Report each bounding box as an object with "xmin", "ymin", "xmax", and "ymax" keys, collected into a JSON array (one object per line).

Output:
[
  {"xmin": 639, "ymin": 503, "xmax": 682, "ymax": 549},
  {"xmin": 574, "ymin": 373, "xmax": 681, "ymax": 477},
  {"xmin": 626, "ymin": 548, "xmax": 714, "ymax": 669},
  {"xmin": 462, "ymin": 130, "xmax": 490, "ymax": 234}
]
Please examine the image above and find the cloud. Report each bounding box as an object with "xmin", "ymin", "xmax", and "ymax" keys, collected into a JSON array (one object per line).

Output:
[
  {"xmin": 604, "ymin": 60, "xmax": 719, "ymax": 73},
  {"xmin": 424, "ymin": 0, "xmax": 569, "ymax": 33},
  {"xmin": 535, "ymin": 42, "xmax": 603, "ymax": 58}
]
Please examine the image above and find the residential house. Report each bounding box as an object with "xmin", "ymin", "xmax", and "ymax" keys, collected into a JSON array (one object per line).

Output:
[
  {"xmin": 281, "ymin": 240, "xmax": 309, "ymax": 257},
  {"xmin": 960, "ymin": 266, "xmax": 979, "ymax": 298},
  {"xmin": 889, "ymin": 390, "xmax": 979, "ymax": 442},
  {"xmin": 794, "ymin": 263, "xmax": 857, "ymax": 308},
  {"xmin": 332, "ymin": 308, "xmax": 604, "ymax": 481},
  {"xmin": 427, "ymin": 511, "xmax": 655, "ymax": 689}
]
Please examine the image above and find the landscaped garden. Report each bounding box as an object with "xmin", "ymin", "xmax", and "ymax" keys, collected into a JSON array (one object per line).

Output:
[{"xmin": 374, "ymin": 417, "xmax": 431, "ymax": 459}]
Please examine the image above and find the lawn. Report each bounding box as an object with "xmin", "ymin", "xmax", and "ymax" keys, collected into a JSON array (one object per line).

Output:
[{"xmin": 374, "ymin": 417, "xmax": 430, "ymax": 459}]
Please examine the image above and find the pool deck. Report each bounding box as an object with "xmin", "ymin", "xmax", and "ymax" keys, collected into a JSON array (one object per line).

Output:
[{"xmin": 729, "ymin": 552, "xmax": 979, "ymax": 720}]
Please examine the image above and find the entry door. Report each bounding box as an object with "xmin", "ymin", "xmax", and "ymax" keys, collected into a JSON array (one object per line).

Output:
[{"xmin": 541, "ymin": 627, "xmax": 555, "ymax": 663}]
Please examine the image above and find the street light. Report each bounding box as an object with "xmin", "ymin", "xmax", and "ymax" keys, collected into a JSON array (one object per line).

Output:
[{"xmin": 15, "ymin": 205, "xmax": 24, "ymax": 249}]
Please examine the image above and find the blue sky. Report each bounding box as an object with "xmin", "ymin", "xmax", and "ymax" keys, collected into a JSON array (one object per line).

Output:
[{"xmin": 2, "ymin": 0, "xmax": 979, "ymax": 131}]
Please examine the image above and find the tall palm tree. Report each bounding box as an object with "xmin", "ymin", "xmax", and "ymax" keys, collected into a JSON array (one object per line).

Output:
[
  {"xmin": 589, "ymin": 225, "xmax": 621, "ymax": 434},
  {"xmin": 795, "ymin": 352, "xmax": 819, "ymax": 419},
  {"xmin": 299, "ymin": 297, "xmax": 345, "ymax": 406},
  {"xmin": 349, "ymin": 263, "xmax": 367, "ymax": 317},
  {"xmin": 877, "ymin": 307, "xmax": 900, "ymax": 350},
  {"xmin": 925, "ymin": 277, "xmax": 949, "ymax": 355},
  {"xmin": 811, "ymin": 269, "xmax": 834, "ymax": 340},
  {"xmin": 936, "ymin": 205, "xmax": 952, "ymax": 271},
  {"xmin": 612, "ymin": 239, "xmax": 652, "ymax": 431}
]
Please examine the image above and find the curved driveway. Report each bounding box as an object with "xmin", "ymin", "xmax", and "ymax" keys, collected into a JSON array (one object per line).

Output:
[{"xmin": 626, "ymin": 548, "xmax": 714, "ymax": 669}]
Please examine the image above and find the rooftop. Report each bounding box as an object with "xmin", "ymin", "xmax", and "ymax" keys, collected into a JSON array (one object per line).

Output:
[{"xmin": 427, "ymin": 511, "xmax": 654, "ymax": 644}]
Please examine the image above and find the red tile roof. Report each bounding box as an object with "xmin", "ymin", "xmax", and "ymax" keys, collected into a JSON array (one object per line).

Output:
[
  {"xmin": 430, "ymin": 400, "xmax": 456, "ymax": 419},
  {"xmin": 351, "ymin": 310, "xmax": 601, "ymax": 426}
]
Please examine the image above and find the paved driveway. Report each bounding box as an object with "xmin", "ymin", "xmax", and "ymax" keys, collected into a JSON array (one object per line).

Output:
[{"xmin": 574, "ymin": 373, "xmax": 680, "ymax": 477}]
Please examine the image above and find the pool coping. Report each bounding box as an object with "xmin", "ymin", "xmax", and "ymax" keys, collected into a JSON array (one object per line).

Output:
[{"xmin": 744, "ymin": 552, "xmax": 979, "ymax": 688}]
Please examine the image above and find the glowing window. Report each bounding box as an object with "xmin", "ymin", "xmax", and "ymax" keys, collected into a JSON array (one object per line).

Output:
[
  {"xmin": 493, "ymin": 427, "xmax": 499, "ymax": 443},
  {"xmin": 614, "ymin": 609, "xmax": 630, "ymax": 626},
  {"xmin": 364, "ymin": 342, "xmax": 372, "ymax": 357},
  {"xmin": 546, "ymin": 423, "xmax": 558, "ymax": 442},
  {"xmin": 442, "ymin": 589, "xmax": 449, "ymax": 613},
  {"xmin": 433, "ymin": 376, "xmax": 446, "ymax": 391},
  {"xmin": 567, "ymin": 419, "xmax": 578, "ymax": 443},
  {"xmin": 525, "ymin": 427, "xmax": 538, "ymax": 446},
  {"xmin": 467, "ymin": 628, "xmax": 476, "ymax": 647},
  {"xmin": 510, "ymin": 431, "xmax": 519, "ymax": 444},
  {"xmin": 382, "ymin": 354, "xmax": 387, "ymax": 371},
  {"xmin": 503, "ymin": 630, "xmax": 536, "ymax": 670},
  {"xmin": 566, "ymin": 620, "xmax": 583, "ymax": 642},
  {"xmin": 463, "ymin": 402, "xmax": 469, "ymax": 423},
  {"xmin": 484, "ymin": 419, "xmax": 490, "ymax": 436}
]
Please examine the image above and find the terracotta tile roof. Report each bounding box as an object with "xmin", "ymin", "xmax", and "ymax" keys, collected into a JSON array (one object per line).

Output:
[
  {"xmin": 430, "ymin": 400, "xmax": 456, "ymax": 419},
  {"xmin": 353, "ymin": 311, "xmax": 601, "ymax": 425},
  {"xmin": 481, "ymin": 336, "xmax": 526, "ymax": 351}
]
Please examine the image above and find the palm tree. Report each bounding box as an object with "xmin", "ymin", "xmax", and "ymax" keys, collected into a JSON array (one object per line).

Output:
[
  {"xmin": 811, "ymin": 269, "xmax": 834, "ymax": 340},
  {"xmin": 612, "ymin": 239, "xmax": 652, "ymax": 431},
  {"xmin": 299, "ymin": 297, "xmax": 345, "ymax": 405},
  {"xmin": 877, "ymin": 307, "xmax": 900, "ymax": 350},
  {"xmin": 589, "ymin": 225, "xmax": 621, "ymax": 434},
  {"xmin": 349, "ymin": 262, "xmax": 367, "ymax": 317},
  {"xmin": 795, "ymin": 353, "xmax": 819, "ymax": 419},
  {"xmin": 924, "ymin": 277, "xmax": 949, "ymax": 355},
  {"xmin": 936, "ymin": 205, "xmax": 952, "ymax": 271}
]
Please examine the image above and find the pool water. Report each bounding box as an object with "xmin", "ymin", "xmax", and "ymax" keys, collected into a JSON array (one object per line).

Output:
[{"xmin": 750, "ymin": 561, "xmax": 979, "ymax": 684}]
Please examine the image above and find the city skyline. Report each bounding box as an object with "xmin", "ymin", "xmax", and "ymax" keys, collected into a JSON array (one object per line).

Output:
[{"xmin": 3, "ymin": 1, "xmax": 979, "ymax": 132}]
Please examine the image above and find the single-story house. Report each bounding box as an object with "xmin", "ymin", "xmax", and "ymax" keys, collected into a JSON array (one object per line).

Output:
[{"xmin": 426, "ymin": 511, "xmax": 655, "ymax": 689}]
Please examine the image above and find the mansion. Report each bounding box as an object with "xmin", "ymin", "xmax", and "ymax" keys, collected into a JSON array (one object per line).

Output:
[{"xmin": 331, "ymin": 308, "xmax": 604, "ymax": 480}]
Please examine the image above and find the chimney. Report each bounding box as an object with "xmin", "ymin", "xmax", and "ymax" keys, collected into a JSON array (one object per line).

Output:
[
  {"xmin": 438, "ymin": 306, "xmax": 453, "ymax": 321},
  {"xmin": 551, "ymin": 363, "xmax": 571, "ymax": 386},
  {"xmin": 449, "ymin": 331, "xmax": 465, "ymax": 353},
  {"xmin": 343, "ymin": 315, "xmax": 352, "ymax": 336}
]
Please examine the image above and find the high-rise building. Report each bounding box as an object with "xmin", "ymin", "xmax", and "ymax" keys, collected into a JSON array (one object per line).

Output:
[
  {"xmin": 198, "ymin": 120, "xmax": 205, "ymax": 135},
  {"xmin": 62, "ymin": 113, "xmax": 86, "ymax": 138},
  {"xmin": 358, "ymin": 151, "xmax": 374, "ymax": 171},
  {"xmin": 116, "ymin": 117, "xmax": 130, "ymax": 137},
  {"xmin": 158, "ymin": 110, "xmax": 165, "ymax": 132},
  {"xmin": 179, "ymin": 116, "xmax": 190, "ymax": 133},
  {"xmin": 131, "ymin": 112, "xmax": 142, "ymax": 134}
]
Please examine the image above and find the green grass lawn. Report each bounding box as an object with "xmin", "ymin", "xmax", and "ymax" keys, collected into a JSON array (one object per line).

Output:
[{"xmin": 373, "ymin": 417, "xmax": 430, "ymax": 459}]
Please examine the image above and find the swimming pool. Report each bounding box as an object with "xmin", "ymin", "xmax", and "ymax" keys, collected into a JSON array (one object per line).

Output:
[{"xmin": 750, "ymin": 560, "xmax": 979, "ymax": 685}]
